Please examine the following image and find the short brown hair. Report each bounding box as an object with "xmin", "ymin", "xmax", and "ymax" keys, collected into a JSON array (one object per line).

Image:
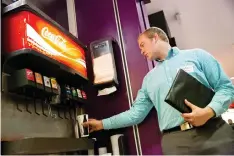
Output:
[{"xmin": 139, "ymin": 27, "xmax": 169, "ymax": 43}]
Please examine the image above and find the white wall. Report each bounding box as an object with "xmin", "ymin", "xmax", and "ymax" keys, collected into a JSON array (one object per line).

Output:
[{"xmin": 146, "ymin": 0, "xmax": 234, "ymax": 77}]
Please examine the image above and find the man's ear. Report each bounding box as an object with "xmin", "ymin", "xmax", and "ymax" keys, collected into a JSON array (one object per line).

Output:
[{"xmin": 153, "ymin": 33, "xmax": 159, "ymax": 42}]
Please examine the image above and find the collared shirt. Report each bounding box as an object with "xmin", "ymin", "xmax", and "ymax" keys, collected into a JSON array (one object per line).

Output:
[{"xmin": 102, "ymin": 47, "xmax": 234, "ymax": 131}]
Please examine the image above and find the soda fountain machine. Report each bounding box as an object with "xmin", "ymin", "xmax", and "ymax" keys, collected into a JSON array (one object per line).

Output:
[{"xmin": 1, "ymin": 0, "xmax": 93, "ymax": 154}]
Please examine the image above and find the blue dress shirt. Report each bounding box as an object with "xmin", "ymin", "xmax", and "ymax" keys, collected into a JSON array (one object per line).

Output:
[{"xmin": 102, "ymin": 47, "xmax": 234, "ymax": 131}]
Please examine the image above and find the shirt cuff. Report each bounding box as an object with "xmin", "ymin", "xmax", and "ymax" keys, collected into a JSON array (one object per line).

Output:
[
  {"xmin": 102, "ymin": 118, "xmax": 112, "ymax": 130},
  {"xmin": 208, "ymin": 101, "xmax": 227, "ymax": 117}
]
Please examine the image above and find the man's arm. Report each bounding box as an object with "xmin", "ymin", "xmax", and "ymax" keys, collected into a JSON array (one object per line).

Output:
[
  {"xmin": 102, "ymin": 80, "xmax": 153, "ymax": 130},
  {"xmin": 196, "ymin": 49, "xmax": 234, "ymax": 117}
]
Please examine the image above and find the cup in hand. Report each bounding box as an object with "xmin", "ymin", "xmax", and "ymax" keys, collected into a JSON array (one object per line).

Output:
[{"xmin": 77, "ymin": 114, "xmax": 89, "ymax": 137}]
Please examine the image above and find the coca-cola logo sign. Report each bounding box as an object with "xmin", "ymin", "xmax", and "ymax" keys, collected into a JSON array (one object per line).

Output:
[
  {"xmin": 41, "ymin": 27, "xmax": 67, "ymax": 49},
  {"xmin": 24, "ymin": 12, "xmax": 87, "ymax": 78}
]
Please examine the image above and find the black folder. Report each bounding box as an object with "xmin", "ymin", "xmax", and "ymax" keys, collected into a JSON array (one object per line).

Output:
[{"xmin": 164, "ymin": 69, "xmax": 215, "ymax": 113}]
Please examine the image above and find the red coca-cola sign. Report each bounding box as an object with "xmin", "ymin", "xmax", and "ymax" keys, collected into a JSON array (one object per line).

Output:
[{"xmin": 3, "ymin": 11, "xmax": 87, "ymax": 79}]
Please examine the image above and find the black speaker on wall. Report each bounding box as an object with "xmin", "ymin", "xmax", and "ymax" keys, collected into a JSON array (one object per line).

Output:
[
  {"xmin": 148, "ymin": 11, "xmax": 177, "ymax": 47},
  {"xmin": 148, "ymin": 11, "xmax": 171, "ymax": 37},
  {"xmin": 169, "ymin": 37, "xmax": 177, "ymax": 47},
  {"xmin": 143, "ymin": 0, "xmax": 151, "ymax": 4}
]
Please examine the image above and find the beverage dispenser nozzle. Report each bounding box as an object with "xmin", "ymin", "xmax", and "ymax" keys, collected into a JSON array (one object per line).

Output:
[
  {"xmin": 41, "ymin": 98, "xmax": 48, "ymax": 117},
  {"xmin": 68, "ymin": 107, "xmax": 73, "ymax": 121},
  {"xmin": 64, "ymin": 109, "xmax": 69, "ymax": 120},
  {"xmin": 16, "ymin": 102, "xmax": 23, "ymax": 112},
  {"xmin": 33, "ymin": 92, "xmax": 40, "ymax": 115},
  {"xmin": 25, "ymin": 100, "xmax": 32, "ymax": 114},
  {"xmin": 73, "ymin": 107, "xmax": 77, "ymax": 122},
  {"xmin": 57, "ymin": 107, "xmax": 63, "ymax": 119},
  {"xmin": 23, "ymin": 87, "xmax": 32, "ymax": 114}
]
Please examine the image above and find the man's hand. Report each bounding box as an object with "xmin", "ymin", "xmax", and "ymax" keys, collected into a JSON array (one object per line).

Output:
[
  {"xmin": 181, "ymin": 99, "xmax": 215, "ymax": 127},
  {"xmin": 82, "ymin": 119, "xmax": 104, "ymax": 133}
]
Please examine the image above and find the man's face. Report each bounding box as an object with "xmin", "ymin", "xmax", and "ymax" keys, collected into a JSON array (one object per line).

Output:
[{"xmin": 138, "ymin": 34, "xmax": 158, "ymax": 61}]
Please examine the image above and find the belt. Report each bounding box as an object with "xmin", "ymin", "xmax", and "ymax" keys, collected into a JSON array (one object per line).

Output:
[
  {"xmin": 162, "ymin": 122, "xmax": 193, "ymax": 134},
  {"xmin": 162, "ymin": 117, "xmax": 223, "ymax": 134}
]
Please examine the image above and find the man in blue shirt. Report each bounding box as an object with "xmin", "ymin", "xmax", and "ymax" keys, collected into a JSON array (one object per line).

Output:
[{"xmin": 83, "ymin": 27, "xmax": 234, "ymax": 154}]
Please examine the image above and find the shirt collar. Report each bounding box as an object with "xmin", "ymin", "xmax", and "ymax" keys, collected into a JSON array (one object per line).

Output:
[{"xmin": 155, "ymin": 47, "xmax": 180, "ymax": 62}]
